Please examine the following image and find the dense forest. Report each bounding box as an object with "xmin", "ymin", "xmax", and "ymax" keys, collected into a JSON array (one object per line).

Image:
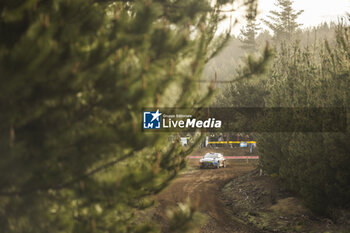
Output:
[{"xmin": 212, "ymin": 0, "xmax": 349, "ymax": 218}]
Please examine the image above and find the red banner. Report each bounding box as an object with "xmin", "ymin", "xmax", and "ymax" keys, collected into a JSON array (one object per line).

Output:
[{"xmin": 188, "ymin": 156, "xmax": 259, "ymax": 159}]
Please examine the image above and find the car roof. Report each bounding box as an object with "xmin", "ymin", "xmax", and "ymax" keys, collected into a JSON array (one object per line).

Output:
[{"xmin": 204, "ymin": 153, "xmax": 223, "ymax": 156}]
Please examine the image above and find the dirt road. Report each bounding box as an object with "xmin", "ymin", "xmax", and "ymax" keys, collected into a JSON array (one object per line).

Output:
[{"xmin": 152, "ymin": 160, "xmax": 260, "ymax": 233}]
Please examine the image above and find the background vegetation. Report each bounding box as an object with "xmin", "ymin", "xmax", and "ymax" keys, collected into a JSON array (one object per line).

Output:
[{"xmin": 212, "ymin": 0, "xmax": 349, "ymax": 217}]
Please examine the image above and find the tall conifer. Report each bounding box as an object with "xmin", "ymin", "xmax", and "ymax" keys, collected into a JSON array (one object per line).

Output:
[{"xmin": 262, "ymin": 0, "xmax": 303, "ymax": 42}]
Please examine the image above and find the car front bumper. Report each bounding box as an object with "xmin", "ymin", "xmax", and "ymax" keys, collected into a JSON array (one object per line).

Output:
[{"xmin": 200, "ymin": 162, "xmax": 219, "ymax": 168}]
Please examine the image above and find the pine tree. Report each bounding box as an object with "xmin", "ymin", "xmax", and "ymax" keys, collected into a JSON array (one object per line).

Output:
[
  {"xmin": 262, "ymin": 0, "xmax": 303, "ymax": 42},
  {"xmin": 0, "ymin": 0, "xmax": 258, "ymax": 232},
  {"xmin": 239, "ymin": 17, "xmax": 260, "ymax": 52}
]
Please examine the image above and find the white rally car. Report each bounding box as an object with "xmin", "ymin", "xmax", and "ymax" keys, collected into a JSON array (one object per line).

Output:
[{"xmin": 199, "ymin": 153, "xmax": 226, "ymax": 169}]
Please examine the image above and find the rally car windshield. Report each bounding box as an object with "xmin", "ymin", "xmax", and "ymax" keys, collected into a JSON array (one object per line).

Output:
[{"xmin": 204, "ymin": 154, "xmax": 218, "ymax": 158}]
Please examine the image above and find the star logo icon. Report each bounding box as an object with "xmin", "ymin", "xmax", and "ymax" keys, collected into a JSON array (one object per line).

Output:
[
  {"xmin": 150, "ymin": 109, "xmax": 162, "ymax": 122},
  {"xmin": 143, "ymin": 109, "xmax": 162, "ymax": 129}
]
